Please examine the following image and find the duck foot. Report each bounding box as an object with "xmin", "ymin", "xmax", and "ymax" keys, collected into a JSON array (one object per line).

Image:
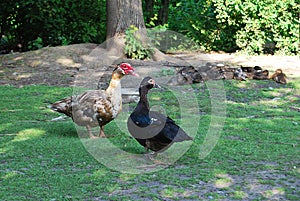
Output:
[
  {"xmin": 144, "ymin": 152, "xmax": 157, "ymax": 161},
  {"xmin": 144, "ymin": 152, "xmax": 171, "ymax": 166},
  {"xmin": 85, "ymin": 125, "xmax": 107, "ymax": 139},
  {"xmin": 89, "ymin": 135, "xmax": 99, "ymax": 139}
]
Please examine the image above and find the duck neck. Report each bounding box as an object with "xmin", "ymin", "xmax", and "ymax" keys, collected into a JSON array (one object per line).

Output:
[
  {"xmin": 138, "ymin": 87, "xmax": 150, "ymax": 111},
  {"xmin": 106, "ymin": 72, "xmax": 123, "ymax": 101}
]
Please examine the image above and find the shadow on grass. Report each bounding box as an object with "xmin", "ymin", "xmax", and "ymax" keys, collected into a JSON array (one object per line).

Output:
[{"xmin": 0, "ymin": 81, "xmax": 299, "ymax": 200}]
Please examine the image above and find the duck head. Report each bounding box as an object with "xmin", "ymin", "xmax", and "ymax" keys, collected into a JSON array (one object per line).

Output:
[
  {"xmin": 140, "ymin": 76, "xmax": 161, "ymax": 90},
  {"xmin": 114, "ymin": 63, "xmax": 139, "ymax": 77}
]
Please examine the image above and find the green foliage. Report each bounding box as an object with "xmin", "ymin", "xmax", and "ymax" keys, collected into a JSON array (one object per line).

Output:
[
  {"xmin": 166, "ymin": 0, "xmax": 299, "ymax": 54},
  {"xmin": 212, "ymin": 0, "xmax": 299, "ymax": 55},
  {"xmin": 0, "ymin": 0, "xmax": 106, "ymax": 51},
  {"xmin": 147, "ymin": 24, "xmax": 201, "ymax": 53},
  {"xmin": 1, "ymin": 0, "xmax": 299, "ymax": 55},
  {"xmin": 168, "ymin": 0, "xmax": 238, "ymax": 52},
  {"xmin": 124, "ymin": 25, "xmax": 154, "ymax": 60},
  {"xmin": 27, "ymin": 37, "xmax": 43, "ymax": 50},
  {"xmin": 146, "ymin": 14, "xmax": 159, "ymax": 28}
]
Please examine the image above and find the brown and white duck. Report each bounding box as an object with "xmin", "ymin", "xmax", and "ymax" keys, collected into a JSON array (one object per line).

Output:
[{"xmin": 51, "ymin": 63, "xmax": 139, "ymax": 138}]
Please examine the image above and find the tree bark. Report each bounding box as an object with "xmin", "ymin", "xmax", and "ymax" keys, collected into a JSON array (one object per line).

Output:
[
  {"xmin": 106, "ymin": 0, "xmax": 166, "ymax": 61},
  {"xmin": 157, "ymin": 0, "xmax": 169, "ymax": 25},
  {"xmin": 144, "ymin": 0, "xmax": 154, "ymax": 24},
  {"xmin": 106, "ymin": 0, "xmax": 146, "ymax": 39}
]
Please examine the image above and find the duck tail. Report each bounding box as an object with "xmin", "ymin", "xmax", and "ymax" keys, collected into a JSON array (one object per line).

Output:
[
  {"xmin": 49, "ymin": 97, "xmax": 73, "ymax": 117},
  {"xmin": 174, "ymin": 128, "xmax": 194, "ymax": 142}
]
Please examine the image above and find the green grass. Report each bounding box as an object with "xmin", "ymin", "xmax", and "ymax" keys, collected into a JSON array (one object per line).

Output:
[{"xmin": 0, "ymin": 79, "xmax": 299, "ymax": 200}]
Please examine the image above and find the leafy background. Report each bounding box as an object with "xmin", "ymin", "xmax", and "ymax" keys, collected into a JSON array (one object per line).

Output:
[{"xmin": 0, "ymin": 0, "xmax": 299, "ymax": 55}]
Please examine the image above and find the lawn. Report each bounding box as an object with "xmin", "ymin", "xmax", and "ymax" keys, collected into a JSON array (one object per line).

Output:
[{"xmin": 0, "ymin": 78, "xmax": 299, "ymax": 200}]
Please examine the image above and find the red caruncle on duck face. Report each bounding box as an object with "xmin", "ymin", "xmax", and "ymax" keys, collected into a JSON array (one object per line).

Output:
[{"xmin": 119, "ymin": 63, "xmax": 139, "ymax": 77}]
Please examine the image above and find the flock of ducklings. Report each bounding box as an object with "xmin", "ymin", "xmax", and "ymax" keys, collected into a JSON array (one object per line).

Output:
[{"xmin": 168, "ymin": 63, "xmax": 287, "ymax": 85}]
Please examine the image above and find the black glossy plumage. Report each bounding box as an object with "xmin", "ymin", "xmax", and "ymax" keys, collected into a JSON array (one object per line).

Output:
[{"xmin": 127, "ymin": 77, "xmax": 193, "ymax": 153}]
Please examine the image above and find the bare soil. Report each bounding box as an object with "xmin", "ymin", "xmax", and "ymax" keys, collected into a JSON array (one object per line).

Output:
[{"xmin": 0, "ymin": 43, "xmax": 299, "ymax": 88}]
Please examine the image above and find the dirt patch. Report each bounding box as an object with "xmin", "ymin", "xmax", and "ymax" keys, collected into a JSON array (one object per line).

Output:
[
  {"xmin": 98, "ymin": 163, "xmax": 298, "ymax": 200},
  {"xmin": 0, "ymin": 43, "xmax": 299, "ymax": 88}
]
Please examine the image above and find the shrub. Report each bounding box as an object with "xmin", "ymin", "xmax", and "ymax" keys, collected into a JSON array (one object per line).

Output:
[
  {"xmin": 213, "ymin": 0, "xmax": 299, "ymax": 55},
  {"xmin": 168, "ymin": 0, "xmax": 238, "ymax": 52},
  {"xmin": 167, "ymin": 0, "xmax": 299, "ymax": 55},
  {"xmin": 0, "ymin": 0, "xmax": 106, "ymax": 51},
  {"xmin": 124, "ymin": 25, "xmax": 154, "ymax": 60}
]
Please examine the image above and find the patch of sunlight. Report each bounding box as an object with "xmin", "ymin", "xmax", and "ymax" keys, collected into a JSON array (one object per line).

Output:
[
  {"xmin": 150, "ymin": 95, "xmax": 162, "ymax": 101},
  {"xmin": 0, "ymin": 147, "xmax": 10, "ymax": 154},
  {"xmin": 91, "ymin": 169, "xmax": 108, "ymax": 179},
  {"xmin": 160, "ymin": 186, "xmax": 187, "ymax": 199},
  {"xmin": 226, "ymin": 100, "xmax": 246, "ymax": 106},
  {"xmin": 0, "ymin": 122, "xmax": 13, "ymax": 133},
  {"xmin": 12, "ymin": 128, "xmax": 45, "ymax": 142},
  {"xmin": 262, "ymin": 187, "xmax": 285, "ymax": 198},
  {"xmin": 106, "ymin": 184, "xmax": 120, "ymax": 193},
  {"xmin": 2, "ymin": 171, "xmax": 18, "ymax": 180},
  {"xmin": 119, "ymin": 173, "xmax": 136, "ymax": 182},
  {"xmin": 296, "ymin": 166, "xmax": 300, "ymax": 174},
  {"xmin": 214, "ymin": 173, "xmax": 234, "ymax": 189},
  {"xmin": 1, "ymin": 170, "xmax": 24, "ymax": 179},
  {"xmin": 13, "ymin": 56, "xmax": 23, "ymax": 61},
  {"xmin": 232, "ymin": 191, "xmax": 248, "ymax": 199},
  {"xmin": 235, "ymin": 82, "xmax": 248, "ymax": 88},
  {"xmin": 29, "ymin": 60, "xmax": 42, "ymax": 67},
  {"xmin": 275, "ymin": 87, "xmax": 293, "ymax": 94},
  {"xmin": 16, "ymin": 73, "xmax": 31, "ymax": 79},
  {"xmin": 293, "ymin": 82, "xmax": 300, "ymax": 91},
  {"xmin": 251, "ymin": 98, "xmax": 286, "ymax": 107},
  {"xmin": 56, "ymin": 56, "xmax": 81, "ymax": 67}
]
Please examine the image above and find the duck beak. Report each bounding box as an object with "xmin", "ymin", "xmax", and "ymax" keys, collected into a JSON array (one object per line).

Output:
[
  {"xmin": 154, "ymin": 83, "xmax": 161, "ymax": 88},
  {"xmin": 128, "ymin": 70, "xmax": 139, "ymax": 77}
]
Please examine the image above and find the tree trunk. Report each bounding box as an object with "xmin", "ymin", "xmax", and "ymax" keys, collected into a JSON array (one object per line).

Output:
[
  {"xmin": 106, "ymin": 0, "xmax": 145, "ymax": 39},
  {"xmin": 106, "ymin": 0, "xmax": 166, "ymax": 61},
  {"xmin": 144, "ymin": 0, "xmax": 154, "ymax": 24},
  {"xmin": 157, "ymin": 0, "xmax": 169, "ymax": 25}
]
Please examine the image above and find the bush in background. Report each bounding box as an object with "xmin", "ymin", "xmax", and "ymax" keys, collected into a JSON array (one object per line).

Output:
[
  {"xmin": 213, "ymin": 0, "xmax": 299, "ymax": 55},
  {"xmin": 0, "ymin": 0, "xmax": 106, "ymax": 52},
  {"xmin": 168, "ymin": 0, "xmax": 239, "ymax": 52},
  {"xmin": 167, "ymin": 0, "xmax": 299, "ymax": 55},
  {"xmin": 1, "ymin": 0, "xmax": 299, "ymax": 55}
]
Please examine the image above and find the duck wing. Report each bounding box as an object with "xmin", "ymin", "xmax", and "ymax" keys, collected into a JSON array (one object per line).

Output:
[
  {"xmin": 72, "ymin": 90, "xmax": 117, "ymax": 126},
  {"xmin": 128, "ymin": 110, "xmax": 193, "ymax": 142},
  {"xmin": 149, "ymin": 111, "xmax": 193, "ymax": 142}
]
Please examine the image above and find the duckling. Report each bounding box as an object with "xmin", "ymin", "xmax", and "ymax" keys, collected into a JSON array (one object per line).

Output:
[{"xmin": 270, "ymin": 69, "xmax": 287, "ymax": 84}]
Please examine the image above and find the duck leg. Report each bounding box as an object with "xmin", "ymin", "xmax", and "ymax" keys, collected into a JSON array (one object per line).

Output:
[
  {"xmin": 98, "ymin": 125, "xmax": 106, "ymax": 138},
  {"xmin": 86, "ymin": 125, "xmax": 97, "ymax": 139},
  {"xmin": 145, "ymin": 150, "xmax": 172, "ymax": 165}
]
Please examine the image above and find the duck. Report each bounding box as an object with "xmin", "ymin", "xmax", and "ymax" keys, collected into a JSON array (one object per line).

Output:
[
  {"xmin": 51, "ymin": 63, "xmax": 139, "ymax": 138},
  {"xmin": 233, "ymin": 68, "xmax": 248, "ymax": 81},
  {"xmin": 167, "ymin": 66, "xmax": 203, "ymax": 85},
  {"xmin": 253, "ymin": 69, "xmax": 269, "ymax": 80},
  {"xmin": 127, "ymin": 77, "xmax": 193, "ymax": 156},
  {"xmin": 270, "ymin": 69, "xmax": 287, "ymax": 84}
]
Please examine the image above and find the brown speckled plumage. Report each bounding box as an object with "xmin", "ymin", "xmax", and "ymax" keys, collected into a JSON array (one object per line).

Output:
[{"xmin": 51, "ymin": 63, "xmax": 138, "ymax": 138}]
